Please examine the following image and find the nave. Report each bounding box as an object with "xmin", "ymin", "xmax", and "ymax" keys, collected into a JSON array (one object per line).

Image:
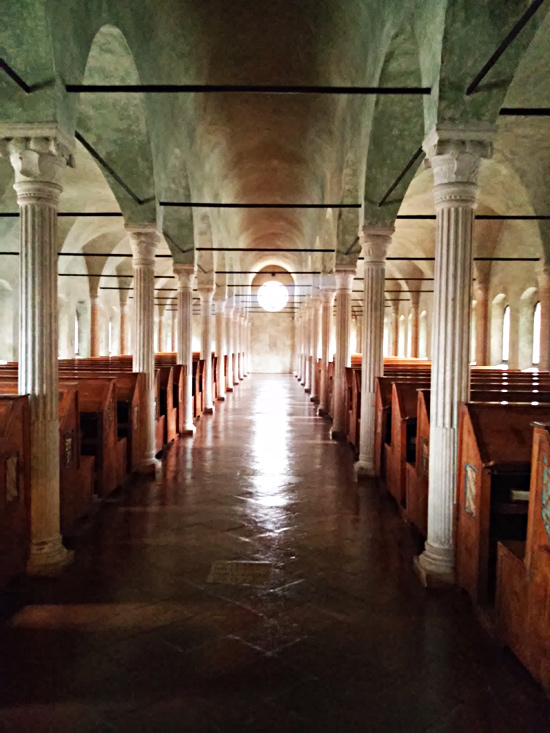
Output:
[{"xmin": 1, "ymin": 375, "xmax": 549, "ymax": 732}]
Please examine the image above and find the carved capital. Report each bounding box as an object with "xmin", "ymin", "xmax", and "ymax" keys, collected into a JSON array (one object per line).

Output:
[
  {"xmin": 423, "ymin": 123, "xmax": 494, "ymax": 204},
  {"xmin": 361, "ymin": 225, "xmax": 394, "ymax": 265},
  {"xmin": 214, "ymin": 298, "xmax": 226, "ymax": 314},
  {"xmin": 334, "ymin": 267, "xmax": 355, "ymax": 292},
  {"xmin": 173, "ymin": 264, "xmax": 195, "ymax": 290},
  {"xmin": 0, "ymin": 124, "xmax": 74, "ymax": 188},
  {"xmin": 197, "ymin": 284, "xmax": 215, "ymax": 303},
  {"xmin": 127, "ymin": 225, "xmax": 160, "ymax": 267},
  {"xmin": 320, "ymin": 288, "xmax": 336, "ymax": 305}
]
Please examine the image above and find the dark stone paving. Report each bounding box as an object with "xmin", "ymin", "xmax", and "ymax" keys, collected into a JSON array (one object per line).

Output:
[{"xmin": 1, "ymin": 374, "xmax": 550, "ymax": 731}]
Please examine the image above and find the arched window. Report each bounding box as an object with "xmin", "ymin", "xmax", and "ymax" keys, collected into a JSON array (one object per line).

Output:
[
  {"xmin": 502, "ymin": 306, "xmax": 511, "ymax": 364},
  {"xmin": 398, "ymin": 315, "xmax": 406, "ymax": 357},
  {"xmin": 383, "ymin": 317, "xmax": 389, "ymax": 357},
  {"xmin": 108, "ymin": 318, "xmax": 113, "ymax": 356},
  {"xmin": 74, "ymin": 313, "xmax": 80, "ymax": 356},
  {"xmin": 533, "ymin": 302, "xmax": 541, "ymax": 366},
  {"xmin": 419, "ymin": 311, "xmax": 427, "ymax": 359}
]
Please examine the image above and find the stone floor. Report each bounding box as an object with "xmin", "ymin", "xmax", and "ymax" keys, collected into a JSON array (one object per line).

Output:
[{"xmin": 1, "ymin": 374, "xmax": 550, "ymax": 732}]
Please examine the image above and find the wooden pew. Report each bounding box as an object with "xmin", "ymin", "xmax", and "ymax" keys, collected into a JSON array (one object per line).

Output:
[
  {"xmin": 386, "ymin": 383, "xmax": 420, "ymax": 509},
  {"xmin": 496, "ymin": 422, "xmax": 550, "ymax": 693},
  {"xmin": 405, "ymin": 389, "xmax": 430, "ymax": 537},
  {"xmin": 76, "ymin": 378, "xmax": 119, "ymax": 498},
  {"xmin": 455, "ymin": 403, "xmax": 547, "ymax": 606},
  {"xmin": 158, "ymin": 366, "xmax": 177, "ymax": 444},
  {"xmin": 0, "ymin": 395, "xmax": 30, "ymax": 586}
]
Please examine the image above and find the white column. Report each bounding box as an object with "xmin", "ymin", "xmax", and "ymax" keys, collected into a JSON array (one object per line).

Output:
[
  {"xmin": 157, "ymin": 304, "xmax": 165, "ymax": 353},
  {"xmin": 331, "ymin": 267, "xmax": 355, "ymax": 440},
  {"xmin": 174, "ymin": 264, "xmax": 195, "ymax": 434},
  {"xmin": 355, "ymin": 226, "xmax": 392, "ymax": 477},
  {"xmin": 215, "ymin": 298, "xmax": 226, "ymax": 400},
  {"xmin": 170, "ymin": 306, "xmax": 177, "ymax": 352},
  {"xmin": 234, "ymin": 309, "xmax": 241, "ymax": 384},
  {"xmin": 198, "ymin": 286, "xmax": 215, "ymax": 413},
  {"xmin": 2, "ymin": 129, "xmax": 74, "ymax": 574},
  {"xmin": 239, "ymin": 313, "xmax": 246, "ymax": 378},
  {"xmin": 297, "ymin": 310, "xmax": 304, "ymax": 382},
  {"xmin": 128, "ymin": 226, "xmax": 161, "ymax": 473},
  {"xmin": 538, "ymin": 267, "xmax": 550, "ymax": 372},
  {"xmin": 416, "ymin": 123, "xmax": 493, "ymax": 586},
  {"xmin": 318, "ymin": 288, "xmax": 336, "ymax": 416},
  {"xmin": 120, "ymin": 300, "xmax": 131, "ymax": 354},
  {"xmin": 310, "ymin": 294, "xmax": 322, "ymax": 403},
  {"xmin": 225, "ymin": 303, "xmax": 234, "ymax": 391},
  {"xmin": 303, "ymin": 302, "xmax": 312, "ymax": 392}
]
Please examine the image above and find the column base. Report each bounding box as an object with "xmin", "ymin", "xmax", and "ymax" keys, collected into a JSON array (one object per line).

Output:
[
  {"xmin": 138, "ymin": 458, "xmax": 162, "ymax": 475},
  {"xmin": 226, "ymin": 386, "xmax": 233, "ymax": 392},
  {"xmin": 305, "ymin": 388, "xmax": 311, "ymax": 394},
  {"xmin": 354, "ymin": 460, "xmax": 376, "ymax": 480},
  {"xmin": 414, "ymin": 545, "xmax": 455, "ymax": 588},
  {"xmin": 26, "ymin": 538, "xmax": 73, "ymax": 577},
  {"xmin": 233, "ymin": 380, "xmax": 239, "ymax": 386},
  {"xmin": 331, "ymin": 428, "xmax": 346, "ymax": 441},
  {"xmin": 310, "ymin": 395, "xmax": 320, "ymax": 404},
  {"xmin": 204, "ymin": 406, "xmax": 214, "ymax": 415},
  {"xmin": 182, "ymin": 424, "xmax": 196, "ymax": 436},
  {"xmin": 217, "ymin": 395, "xmax": 226, "ymax": 402},
  {"xmin": 318, "ymin": 407, "xmax": 329, "ymax": 417}
]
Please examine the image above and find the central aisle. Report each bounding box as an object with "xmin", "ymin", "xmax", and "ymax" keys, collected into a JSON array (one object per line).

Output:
[{"xmin": 1, "ymin": 375, "xmax": 550, "ymax": 731}]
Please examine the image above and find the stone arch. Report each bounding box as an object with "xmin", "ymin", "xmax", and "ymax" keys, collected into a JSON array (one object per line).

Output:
[{"xmin": 519, "ymin": 286, "xmax": 539, "ymax": 370}]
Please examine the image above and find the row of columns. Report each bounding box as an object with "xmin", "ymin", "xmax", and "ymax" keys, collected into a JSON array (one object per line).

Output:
[{"xmin": 296, "ymin": 124, "xmax": 498, "ymax": 586}]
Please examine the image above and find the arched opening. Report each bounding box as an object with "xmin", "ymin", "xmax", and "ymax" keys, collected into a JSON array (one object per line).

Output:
[
  {"xmin": 398, "ymin": 315, "xmax": 406, "ymax": 358},
  {"xmin": 250, "ymin": 265, "xmax": 295, "ymax": 373},
  {"xmin": 533, "ymin": 302, "xmax": 541, "ymax": 367},
  {"xmin": 502, "ymin": 306, "xmax": 511, "ymax": 366},
  {"xmin": 419, "ymin": 311, "xmax": 427, "ymax": 360}
]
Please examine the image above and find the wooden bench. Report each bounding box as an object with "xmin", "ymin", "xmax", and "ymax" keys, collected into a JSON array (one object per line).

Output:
[
  {"xmin": 386, "ymin": 383, "xmax": 420, "ymax": 509},
  {"xmin": 405, "ymin": 389, "xmax": 430, "ymax": 536},
  {"xmin": 496, "ymin": 422, "xmax": 550, "ymax": 693},
  {"xmin": 455, "ymin": 403, "xmax": 547, "ymax": 606},
  {"xmin": 158, "ymin": 366, "xmax": 177, "ymax": 444},
  {"xmin": 0, "ymin": 395, "xmax": 30, "ymax": 586}
]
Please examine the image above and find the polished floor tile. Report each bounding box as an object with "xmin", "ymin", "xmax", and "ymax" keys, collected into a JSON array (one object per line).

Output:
[{"xmin": 1, "ymin": 374, "xmax": 549, "ymax": 731}]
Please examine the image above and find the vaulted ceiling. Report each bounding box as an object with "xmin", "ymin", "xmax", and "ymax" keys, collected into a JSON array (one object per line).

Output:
[{"xmin": 1, "ymin": 0, "xmax": 549, "ymax": 307}]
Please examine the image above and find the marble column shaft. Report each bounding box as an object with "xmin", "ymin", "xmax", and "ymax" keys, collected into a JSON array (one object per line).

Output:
[
  {"xmin": 129, "ymin": 226, "xmax": 160, "ymax": 471},
  {"xmin": 355, "ymin": 227, "xmax": 391, "ymax": 475},
  {"xmin": 120, "ymin": 301, "xmax": 131, "ymax": 355},
  {"xmin": 310, "ymin": 295, "xmax": 322, "ymax": 402},
  {"xmin": 90, "ymin": 295, "xmax": 101, "ymax": 357},
  {"xmin": 410, "ymin": 292, "xmax": 420, "ymax": 359},
  {"xmin": 4, "ymin": 131, "xmax": 74, "ymax": 574},
  {"xmin": 474, "ymin": 281, "xmax": 489, "ymax": 366},
  {"xmin": 175, "ymin": 264, "xmax": 196, "ymax": 434},
  {"xmin": 215, "ymin": 299, "xmax": 226, "ymax": 400},
  {"xmin": 199, "ymin": 287, "xmax": 215, "ymax": 412},
  {"xmin": 417, "ymin": 124, "xmax": 493, "ymax": 584},
  {"xmin": 319, "ymin": 289, "xmax": 335, "ymax": 416},
  {"xmin": 391, "ymin": 303, "xmax": 399, "ymax": 357},
  {"xmin": 331, "ymin": 268, "xmax": 355, "ymax": 440}
]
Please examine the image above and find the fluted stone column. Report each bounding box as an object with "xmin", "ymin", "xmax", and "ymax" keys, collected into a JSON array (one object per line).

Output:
[
  {"xmin": 232, "ymin": 308, "xmax": 240, "ymax": 385},
  {"xmin": 310, "ymin": 294, "xmax": 322, "ymax": 402},
  {"xmin": 239, "ymin": 313, "xmax": 246, "ymax": 378},
  {"xmin": 120, "ymin": 300, "xmax": 131, "ymax": 354},
  {"xmin": 157, "ymin": 304, "xmax": 165, "ymax": 353},
  {"xmin": 319, "ymin": 288, "xmax": 336, "ymax": 416},
  {"xmin": 331, "ymin": 267, "xmax": 355, "ymax": 440},
  {"xmin": 538, "ymin": 267, "xmax": 550, "ymax": 371},
  {"xmin": 90, "ymin": 294, "xmax": 101, "ymax": 356},
  {"xmin": 198, "ymin": 286, "xmax": 215, "ymax": 413},
  {"xmin": 174, "ymin": 264, "xmax": 196, "ymax": 434},
  {"xmin": 226, "ymin": 303, "xmax": 234, "ymax": 391},
  {"xmin": 410, "ymin": 292, "xmax": 420, "ymax": 359},
  {"xmin": 355, "ymin": 227, "xmax": 392, "ymax": 476},
  {"xmin": 215, "ymin": 298, "xmax": 226, "ymax": 401},
  {"xmin": 391, "ymin": 303, "xmax": 399, "ymax": 356},
  {"xmin": 474, "ymin": 281, "xmax": 489, "ymax": 366},
  {"xmin": 2, "ymin": 129, "xmax": 74, "ymax": 574},
  {"xmin": 303, "ymin": 302, "xmax": 312, "ymax": 392},
  {"xmin": 246, "ymin": 316, "xmax": 251, "ymax": 374},
  {"xmin": 295, "ymin": 311, "xmax": 302, "ymax": 379},
  {"xmin": 416, "ymin": 123, "xmax": 493, "ymax": 586},
  {"xmin": 128, "ymin": 226, "xmax": 160, "ymax": 472}
]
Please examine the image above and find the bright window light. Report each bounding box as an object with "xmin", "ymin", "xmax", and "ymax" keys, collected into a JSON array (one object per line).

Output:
[
  {"xmin": 533, "ymin": 302, "xmax": 541, "ymax": 365},
  {"xmin": 108, "ymin": 318, "xmax": 113, "ymax": 355},
  {"xmin": 502, "ymin": 305, "xmax": 510, "ymax": 363},
  {"xmin": 257, "ymin": 281, "xmax": 289, "ymax": 312},
  {"xmin": 74, "ymin": 313, "xmax": 80, "ymax": 356}
]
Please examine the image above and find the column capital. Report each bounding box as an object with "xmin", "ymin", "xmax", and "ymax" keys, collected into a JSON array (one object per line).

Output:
[
  {"xmin": 361, "ymin": 225, "xmax": 394, "ymax": 264},
  {"xmin": 334, "ymin": 267, "xmax": 355, "ymax": 291},
  {"xmin": 0, "ymin": 123, "xmax": 75, "ymax": 186},
  {"xmin": 423, "ymin": 123, "xmax": 494, "ymax": 193},
  {"xmin": 173, "ymin": 263, "xmax": 195, "ymax": 289},
  {"xmin": 409, "ymin": 291, "xmax": 420, "ymax": 309},
  {"xmin": 197, "ymin": 284, "xmax": 215, "ymax": 302},
  {"xmin": 127, "ymin": 225, "xmax": 161, "ymax": 266},
  {"xmin": 214, "ymin": 297, "xmax": 226, "ymax": 314},
  {"xmin": 320, "ymin": 288, "xmax": 336, "ymax": 305}
]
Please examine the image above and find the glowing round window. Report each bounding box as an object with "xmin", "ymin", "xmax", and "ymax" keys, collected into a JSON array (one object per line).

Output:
[{"xmin": 257, "ymin": 281, "xmax": 289, "ymax": 312}]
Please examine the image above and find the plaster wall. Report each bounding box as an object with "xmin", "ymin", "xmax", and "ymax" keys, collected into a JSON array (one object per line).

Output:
[{"xmin": 250, "ymin": 312, "xmax": 294, "ymax": 373}]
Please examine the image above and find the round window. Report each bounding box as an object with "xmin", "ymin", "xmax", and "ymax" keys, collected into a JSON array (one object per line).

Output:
[{"xmin": 257, "ymin": 281, "xmax": 289, "ymax": 312}]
